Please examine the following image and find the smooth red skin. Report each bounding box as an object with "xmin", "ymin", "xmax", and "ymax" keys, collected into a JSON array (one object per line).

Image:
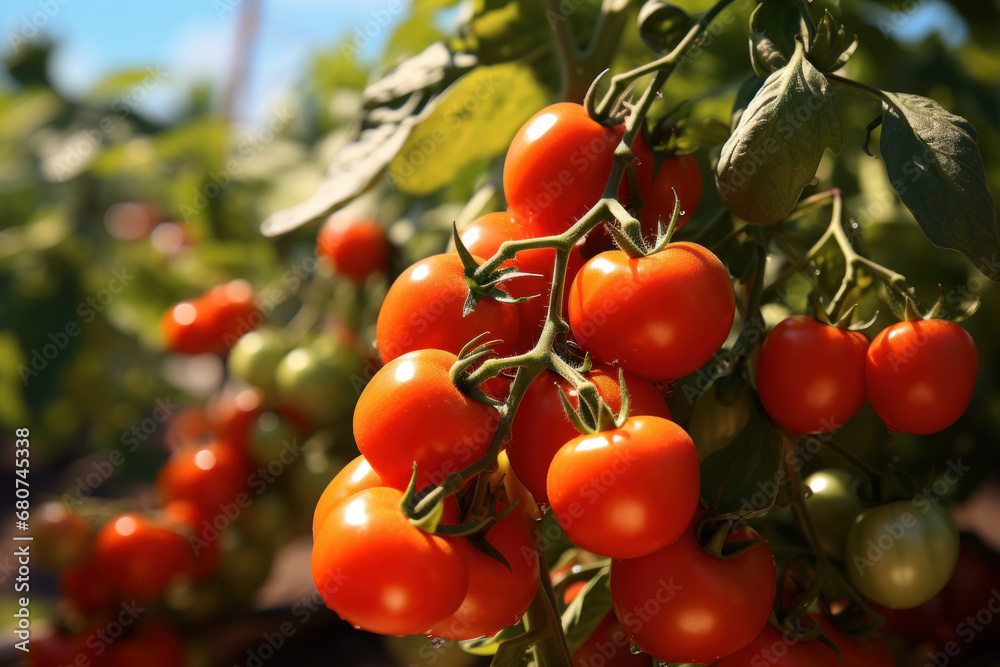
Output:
[
  {"xmin": 610, "ymin": 522, "xmax": 777, "ymax": 663},
  {"xmin": 161, "ymin": 281, "xmax": 261, "ymax": 354},
  {"xmin": 574, "ymin": 612, "xmax": 650, "ymax": 667},
  {"xmin": 207, "ymin": 386, "xmax": 264, "ymax": 456},
  {"xmin": 317, "ymin": 216, "xmax": 392, "ymax": 282},
  {"xmin": 941, "ymin": 541, "xmax": 1000, "ymax": 645},
  {"xmin": 376, "ymin": 253, "xmax": 520, "ymax": 363},
  {"xmin": 60, "ymin": 555, "xmax": 114, "ymax": 614},
  {"xmin": 311, "ymin": 487, "xmax": 469, "ymax": 636},
  {"xmin": 507, "ymin": 363, "xmax": 671, "ymax": 505},
  {"xmin": 105, "ymin": 623, "xmax": 186, "ymax": 667},
  {"xmin": 94, "ymin": 513, "xmax": 194, "ymax": 600},
  {"xmin": 164, "ymin": 500, "xmax": 218, "ymax": 580},
  {"xmin": 354, "ymin": 349, "xmax": 501, "ymax": 489},
  {"xmin": 872, "ymin": 595, "xmax": 958, "ymax": 648},
  {"xmin": 312, "ymin": 454, "xmax": 384, "ymax": 536},
  {"xmin": 756, "ymin": 316, "xmax": 870, "ymax": 436},
  {"xmin": 161, "ymin": 298, "xmax": 215, "ymax": 354},
  {"xmin": 27, "ymin": 633, "xmax": 98, "ymax": 667},
  {"xmin": 817, "ymin": 617, "xmax": 894, "ymax": 667},
  {"xmin": 714, "ymin": 622, "xmax": 839, "ymax": 666},
  {"xmin": 866, "ymin": 319, "xmax": 978, "ymax": 434},
  {"xmin": 458, "ymin": 211, "xmax": 585, "ymax": 352},
  {"xmin": 158, "ymin": 441, "xmax": 250, "ymax": 525},
  {"xmin": 547, "ymin": 415, "xmax": 699, "ymax": 559},
  {"xmin": 428, "ymin": 505, "xmax": 540, "ymax": 640},
  {"xmin": 504, "ymin": 103, "xmax": 624, "ymax": 235},
  {"xmin": 619, "ymin": 134, "xmax": 702, "ymax": 238},
  {"xmin": 568, "ymin": 243, "xmax": 735, "ymax": 381}
]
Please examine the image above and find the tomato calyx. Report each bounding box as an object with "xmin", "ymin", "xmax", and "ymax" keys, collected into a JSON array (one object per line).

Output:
[
  {"xmin": 606, "ymin": 187, "xmax": 682, "ymax": 259},
  {"xmin": 695, "ymin": 500, "xmax": 769, "ymax": 560},
  {"xmin": 453, "ymin": 223, "xmax": 538, "ymax": 316}
]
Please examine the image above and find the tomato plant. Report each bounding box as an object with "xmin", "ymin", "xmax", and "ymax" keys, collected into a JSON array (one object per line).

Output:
[
  {"xmin": 93, "ymin": 513, "xmax": 195, "ymax": 600},
  {"xmin": 316, "ymin": 215, "xmax": 393, "ymax": 282}
]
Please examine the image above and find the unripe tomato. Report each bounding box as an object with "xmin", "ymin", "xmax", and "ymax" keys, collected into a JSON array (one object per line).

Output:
[
  {"xmin": 568, "ymin": 243, "xmax": 735, "ymax": 381},
  {"xmin": 248, "ymin": 410, "xmax": 300, "ymax": 466},
  {"xmin": 94, "ymin": 513, "xmax": 194, "ymax": 599},
  {"xmin": 609, "ymin": 520, "xmax": 776, "ymax": 663},
  {"xmin": 865, "ymin": 319, "xmax": 978, "ymax": 434},
  {"xmin": 376, "ymin": 253, "xmax": 520, "ymax": 363},
  {"xmin": 507, "ymin": 363, "xmax": 671, "ymax": 505},
  {"xmin": 317, "ymin": 215, "xmax": 392, "ymax": 282},
  {"xmin": 547, "ymin": 415, "xmax": 699, "ymax": 559},
  {"xmin": 354, "ymin": 349, "xmax": 500, "ymax": 489},
  {"xmin": 803, "ymin": 469, "xmax": 864, "ymax": 558},
  {"xmin": 756, "ymin": 316, "xmax": 869, "ymax": 435},
  {"xmin": 312, "ymin": 454, "xmax": 384, "ymax": 535},
  {"xmin": 104, "ymin": 623, "xmax": 186, "ymax": 667},
  {"xmin": 429, "ymin": 503, "xmax": 539, "ymax": 640},
  {"xmin": 158, "ymin": 442, "xmax": 250, "ymax": 524},
  {"xmin": 504, "ymin": 103, "xmax": 624, "ymax": 235},
  {"xmin": 33, "ymin": 502, "xmax": 90, "ymax": 571},
  {"xmin": 274, "ymin": 345, "xmax": 355, "ymax": 423},
  {"xmin": 311, "ymin": 487, "xmax": 469, "ymax": 636},
  {"xmin": 227, "ymin": 329, "xmax": 289, "ymax": 392},
  {"xmin": 845, "ymin": 499, "xmax": 959, "ymax": 609}
]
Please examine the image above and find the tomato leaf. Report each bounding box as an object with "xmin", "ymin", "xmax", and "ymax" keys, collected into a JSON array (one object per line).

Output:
[
  {"xmin": 716, "ymin": 40, "xmax": 842, "ymax": 225},
  {"xmin": 459, "ymin": 622, "xmax": 525, "ymax": 656},
  {"xmin": 748, "ymin": 0, "xmax": 814, "ymax": 77},
  {"xmin": 878, "ymin": 91, "xmax": 1000, "ymax": 282},
  {"xmin": 699, "ymin": 403, "xmax": 782, "ymax": 513},
  {"xmin": 807, "ymin": 9, "xmax": 858, "ymax": 73},
  {"xmin": 637, "ymin": 2, "xmax": 694, "ymax": 54},
  {"xmin": 667, "ymin": 118, "xmax": 731, "ymax": 155},
  {"xmin": 561, "ymin": 567, "xmax": 612, "ymax": 654}
]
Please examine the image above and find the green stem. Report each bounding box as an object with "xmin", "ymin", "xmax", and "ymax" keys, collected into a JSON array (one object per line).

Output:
[{"xmin": 523, "ymin": 554, "xmax": 574, "ymax": 667}]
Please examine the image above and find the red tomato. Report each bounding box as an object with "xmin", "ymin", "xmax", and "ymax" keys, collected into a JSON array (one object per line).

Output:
[
  {"xmin": 158, "ymin": 441, "xmax": 250, "ymax": 526},
  {"xmin": 619, "ymin": 134, "xmax": 702, "ymax": 238},
  {"xmin": 93, "ymin": 513, "xmax": 194, "ymax": 600},
  {"xmin": 105, "ymin": 623, "xmax": 186, "ymax": 667},
  {"xmin": 941, "ymin": 539, "xmax": 1000, "ymax": 646},
  {"xmin": 547, "ymin": 415, "xmax": 699, "ymax": 558},
  {"xmin": 507, "ymin": 363, "xmax": 671, "ymax": 505},
  {"xmin": 354, "ymin": 349, "xmax": 501, "ymax": 489},
  {"xmin": 872, "ymin": 595, "xmax": 957, "ymax": 648},
  {"xmin": 866, "ymin": 319, "xmax": 978, "ymax": 434},
  {"xmin": 568, "ymin": 243, "xmax": 735, "ymax": 381},
  {"xmin": 317, "ymin": 216, "xmax": 392, "ymax": 282},
  {"xmin": 375, "ymin": 253, "xmax": 520, "ymax": 363},
  {"xmin": 818, "ymin": 617, "xmax": 894, "ymax": 666},
  {"xmin": 312, "ymin": 454, "xmax": 384, "ymax": 535},
  {"xmin": 164, "ymin": 500, "xmax": 218, "ymax": 580},
  {"xmin": 574, "ymin": 612, "xmax": 650, "ymax": 667},
  {"xmin": 60, "ymin": 554, "xmax": 115, "ymax": 614},
  {"xmin": 504, "ymin": 103, "xmax": 624, "ymax": 235},
  {"xmin": 715, "ymin": 621, "xmax": 839, "ymax": 666},
  {"xmin": 311, "ymin": 487, "xmax": 469, "ymax": 636},
  {"xmin": 207, "ymin": 385, "xmax": 265, "ymax": 456},
  {"xmin": 458, "ymin": 210, "xmax": 585, "ymax": 352},
  {"xmin": 161, "ymin": 298, "xmax": 215, "ymax": 354},
  {"xmin": 429, "ymin": 504, "xmax": 539, "ymax": 640},
  {"xmin": 204, "ymin": 279, "xmax": 262, "ymax": 351},
  {"xmin": 756, "ymin": 316, "xmax": 869, "ymax": 435},
  {"xmin": 27, "ymin": 632, "xmax": 98, "ymax": 667},
  {"xmin": 609, "ymin": 520, "xmax": 776, "ymax": 663}
]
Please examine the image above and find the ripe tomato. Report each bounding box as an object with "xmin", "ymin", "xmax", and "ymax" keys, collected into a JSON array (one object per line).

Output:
[
  {"xmin": 104, "ymin": 623, "xmax": 186, "ymax": 667},
  {"xmin": 429, "ymin": 503, "xmax": 539, "ymax": 640},
  {"xmin": 941, "ymin": 538, "xmax": 1000, "ymax": 646},
  {"xmin": 161, "ymin": 298, "xmax": 215, "ymax": 354},
  {"xmin": 756, "ymin": 316, "xmax": 869, "ymax": 435},
  {"xmin": 204, "ymin": 279, "xmax": 262, "ymax": 351},
  {"xmin": 458, "ymin": 210, "xmax": 585, "ymax": 352},
  {"xmin": 354, "ymin": 349, "xmax": 501, "ymax": 489},
  {"xmin": 609, "ymin": 520, "xmax": 776, "ymax": 663},
  {"xmin": 376, "ymin": 253, "xmax": 520, "ymax": 363},
  {"xmin": 547, "ymin": 415, "xmax": 699, "ymax": 558},
  {"xmin": 207, "ymin": 386, "xmax": 264, "ymax": 456},
  {"xmin": 317, "ymin": 215, "xmax": 392, "ymax": 282},
  {"xmin": 94, "ymin": 513, "xmax": 194, "ymax": 599},
  {"xmin": 573, "ymin": 612, "xmax": 649, "ymax": 667},
  {"xmin": 311, "ymin": 486, "xmax": 469, "ymax": 636},
  {"xmin": 27, "ymin": 632, "xmax": 98, "ymax": 667},
  {"xmin": 845, "ymin": 499, "xmax": 959, "ymax": 609},
  {"xmin": 619, "ymin": 133, "xmax": 702, "ymax": 238},
  {"xmin": 568, "ymin": 243, "xmax": 735, "ymax": 381},
  {"xmin": 865, "ymin": 319, "xmax": 978, "ymax": 434},
  {"xmin": 803, "ymin": 469, "xmax": 864, "ymax": 558},
  {"xmin": 312, "ymin": 454, "xmax": 384, "ymax": 535},
  {"xmin": 164, "ymin": 500, "xmax": 218, "ymax": 580},
  {"xmin": 714, "ymin": 621, "xmax": 839, "ymax": 666},
  {"xmin": 60, "ymin": 554, "xmax": 114, "ymax": 614},
  {"xmin": 818, "ymin": 617, "xmax": 894, "ymax": 667},
  {"xmin": 158, "ymin": 441, "xmax": 250, "ymax": 525},
  {"xmin": 504, "ymin": 103, "xmax": 624, "ymax": 235},
  {"xmin": 507, "ymin": 363, "xmax": 671, "ymax": 505}
]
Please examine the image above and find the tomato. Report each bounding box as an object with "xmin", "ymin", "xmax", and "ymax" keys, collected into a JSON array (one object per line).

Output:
[
  {"xmin": 205, "ymin": 279, "xmax": 262, "ymax": 351},
  {"xmin": 227, "ymin": 329, "xmax": 290, "ymax": 392},
  {"xmin": 865, "ymin": 319, "xmax": 978, "ymax": 434},
  {"xmin": 715, "ymin": 621, "xmax": 839, "ymax": 666},
  {"xmin": 60, "ymin": 554, "xmax": 114, "ymax": 614},
  {"xmin": 429, "ymin": 503, "xmax": 539, "ymax": 640},
  {"xmin": 161, "ymin": 298, "xmax": 215, "ymax": 354},
  {"xmin": 94, "ymin": 513, "xmax": 194, "ymax": 599},
  {"xmin": 573, "ymin": 612, "xmax": 650, "ymax": 667},
  {"xmin": 311, "ymin": 486, "xmax": 469, "ymax": 636},
  {"xmin": 619, "ymin": 133, "xmax": 702, "ymax": 238},
  {"xmin": 376, "ymin": 253, "xmax": 521, "ymax": 363},
  {"xmin": 158, "ymin": 441, "xmax": 250, "ymax": 525},
  {"xmin": 845, "ymin": 499, "xmax": 959, "ymax": 609},
  {"xmin": 317, "ymin": 215, "xmax": 392, "ymax": 282},
  {"xmin": 458, "ymin": 210, "xmax": 585, "ymax": 351},
  {"xmin": 609, "ymin": 519, "xmax": 776, "ymax": 663},
  {"xmin": 34, "ymin": 502, "xmax": 90, "ymax": 571},
  {"xmin": 547, "ymin": 415, "xmax": 699, "ymax": 558},
  {"xmin": 504, "ymin": 103, "xmax": 624, "ymax": 235},
  {"xmin": 27, "ymin": 632, "xmax": 98, "ymax": 667},
  {"xmin": 941, "ymin": 537, "xmax": 1000, "ymax": 646},
  {"xmin": 354, "ymin": 349, "xmax": 501, "ymax": 489},
  {"xmin": 818, "ymin": 617, "xmax": 894, "ymax": 667},
  {"xmin": 313, "ymin": 454, "xmax": 385, "ymax": 535},
  {"xmin": 248, "ymin": 410, "xmax": 301, "ymax": 466},
  {"xmin": 274, "ymin": 344, "xmax": 355, "ymax": 423},
  {"xmin": 507, "ymin": 363, "xmax": 671, "ymax": 505},
  {"xmin": 871, "ymin": 594, "xmax": 957, "ymax": 648},
  {"xmin": 207, "ymin": 386, "xmax": 264, "ymax": 456},
  {"xmin": 568, "ymin": 243, "xmax": 735, "ymax": 381},
  {"xmin": 164, "ymin": 500, "xmax": 218, "ymax": 580},
  {"xmin": 105, "ymin": 623, "xmax": 187, "ymax": 667},
  {"xmin": 756, "ymin": 316, "xmax": 869, "ymax": 435},
  {"xmin": 803, "ymin": 469, "xmax": 864, "ymax": 558}
]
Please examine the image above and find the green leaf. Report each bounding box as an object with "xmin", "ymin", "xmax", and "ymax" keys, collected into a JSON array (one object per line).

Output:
[
  {"xmin": 748, "ymin": 0, "xmax": 814, "ymax": 77},
  {"xmin": 668, "ymin": 118, "xmax": 731, "ymax": 154},
  {"xmin": 561, "ymin": 567, "xmax": 612, "ymax": 654},
  {"xmin": 389, "ymin": 60, "xmax": 548, "ymax": 196},
  {"xmin": 637, "ymin": 1, "xmax": 694, "ymax": 54},
  {"xmin": 699, "ymin": 403, "xmax": 782, "ymax": 513},
  {"xmin": 459, "ymin": 623, "xmax": 524, "ymax": 656},
  {"xmin": 730, "ymin": 75, "xmax": 765, "ymax": 132},
  {"xmin": 460, "ymin": 0, "xmax": 553, "ymax": 65},
  {"xmin": 807, "ymin": 9, "xmax": 858, "ymax": 73},
  {"xmin": 716, "ymin": 40, "xmax": 842, "ymax": 225},
  {"xmin": 414, "ymin": 0, "xmax": 463, "ymax": 10},
  {"xmin": 879, "ymin": 92, "xmax": 1000, "ymax": 282}
]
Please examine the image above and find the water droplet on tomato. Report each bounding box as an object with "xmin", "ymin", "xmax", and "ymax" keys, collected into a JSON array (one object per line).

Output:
[{"xmin": 428, "ymin": 636, "xmax": 446, "ymax": 649}]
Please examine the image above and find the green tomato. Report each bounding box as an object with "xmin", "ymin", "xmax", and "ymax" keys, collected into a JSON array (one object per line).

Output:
[
  {"xmin": 845, "ymin": 499, "xmax": 959, "ymax": 609},
  {"xmin": 804, "ymin": 469, "xmax": 864, "ymax": 558},
  {"xmin": 227, "ymin": 330, "xmax": 289, "ymax": 392},
  {"xmin": 274, "ymin": 346, "xmax": 353, "ymax": 423},
  {"xmin": 248, "ymin": 411, "xmax": 299, "ymax": 466}
]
